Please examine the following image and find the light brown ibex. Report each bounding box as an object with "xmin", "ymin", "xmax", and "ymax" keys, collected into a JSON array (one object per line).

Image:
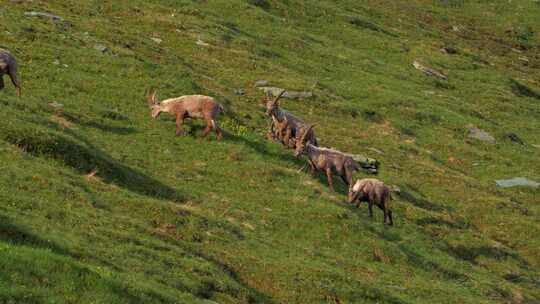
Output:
[
  {"xmin": 0, "ymin": 49, "xmax": 21, "ymax": 97},
  {"xmin": 348, "ymin": 178, "xmax": 393, "ymax": 226},
  {"xmin": 294, "ymin": 125, "xmax": 362, "ymax": 191},
  {"xmin": 264, "ymin": 90, "xmax": 317, "ymax": 148},
  {"xmin": 147, "ymin": 91, "xmax": 224, "ymax": 140}
]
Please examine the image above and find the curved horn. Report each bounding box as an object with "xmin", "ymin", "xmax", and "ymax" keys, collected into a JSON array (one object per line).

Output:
[
  {"xmin": 147, "ymin": 90, "xmax": 158, "ymax": 107},
  {"xmin": 301, "ymin": 125, "xmax": 315, "ymax": 143},
  {"xmin": 271, "ymin": 89, "xmax": 286, "ymax": 105}
]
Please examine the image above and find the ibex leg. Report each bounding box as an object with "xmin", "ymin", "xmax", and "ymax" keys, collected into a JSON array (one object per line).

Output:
[
  {"xmin": 202, "ymin": 119, "xmax": 213, "ymax": 137},
  {"xmin": 212, "ymin": 119, "xmax": 223, "ymax": 140},
  {"xmin": 326, "ymin": 168, "xmax": 334, "ymax": 192},
  {"xmin": 175, "ymin": 113, "xmax": 185, "ymax": 136}
]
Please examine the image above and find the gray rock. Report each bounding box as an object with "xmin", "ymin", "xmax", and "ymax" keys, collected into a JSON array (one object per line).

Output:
[
  {"xmin": 254, "ymin": 80, "xmax": 269, "ymax": 87},
  {"xmin": 150, "ymin": 37, "xmax": 162, "ymax": 44},
  {"xmin": 94, "ymin": 44, "xmax": 110, "ymax": 53},
  {"xmin": 25, "ymin": 11, "xmax": 63, "ymax": 21},
  {"xmin": 413, "ymin": 60, "xmax": 448, "ymax": 80},
  {"xmin": 196, "ymin": 39, "xmax": 209, "ymax": 47},
  {"xmin": 258, "ymin": 87, "xmax": 313, "ymax": 99},
  {"xmin": 234, "ymin": 88, "xmax": 245, "ymax": 96},
  {"xmin": 368, "ymin": 147, "xmax": 384, "ymax": 155},
  {"xmin": 495, "ymin": 177, "xmax": 540, "ymax": 188},
  {"xmin": 506, "ymin": 133, "xmax": 524, "ymax": 145},
  {"xmin": 441, "ymin": 46, "xmax": 458, "ymax": 54},
  {"xmin": 48, "ymin": 101, "xmax": 64, "ymax": 108},
  {"xmin": 468, "ymin": 126, "xmax": 495, "ymax": 143}
]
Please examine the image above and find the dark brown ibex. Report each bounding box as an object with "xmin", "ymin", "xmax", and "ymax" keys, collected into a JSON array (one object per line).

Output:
[
  {"xmin": 0, "ymin": 49, "xmax": 21, "ymax": 97},
  {"xmin": 264, "ymin": 90, "xmax": 317, "ymax": 148},
  {"xmin": 348, "ymin": 178, "xmax": 393, "ymax": 225},
  {"xmin": 294, "ymin": 125, "xmax": 361, "ymax": 191},
  {"xmin": 148, "ymin": 91, "xmax": 224, "ymax": 140}
]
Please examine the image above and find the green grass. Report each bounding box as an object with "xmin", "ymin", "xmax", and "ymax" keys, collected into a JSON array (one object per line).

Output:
[{"xmin": 0, "ymin": 0, "xmax": 539, "ymax": 303}]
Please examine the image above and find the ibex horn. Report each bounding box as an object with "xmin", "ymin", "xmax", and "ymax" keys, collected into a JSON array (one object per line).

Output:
[
  {"xmin": 302, "ymin": 125, "xmax": 315, "ymax": 142},
  {"xmin": 271, "ymin": 89, "xmax": 286, "ymax": 104},
  {"xmin": 147, "ymin": 90, "xmax": 158, "ymax": 107}
]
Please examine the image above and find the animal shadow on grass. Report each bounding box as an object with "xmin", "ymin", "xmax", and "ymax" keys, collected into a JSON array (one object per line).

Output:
[
  {"xmin": 61, "ymin": 111, "xmax": 137, "ymax": 135},
  {"xmin": 398, "ymin": 244, "xmax": 469, "ymax": 282},
  {"xmin": 396, "ymin": 184, "xmax": 452, "ymax": 213},
  {"xmin": 225, "ymin": 131, "xmax": 306, "ymax": 167},
  {"xmin": 0, "ymin": 216, "xmax": 69, "ymax": 256},
  {"xmin": 189, "ymin": 249, "xmax": 278, "ymax": 304},
  {"xmin": 446, "ymin": 244, "xmax": 530, "ymax": 268},
  {"xmin": 6, "ymin": 126, "xmax": 185, "ymax": 203},
  {"xmin": 346, "ymin": 285, "xmax": 411, "ymax": 304},
  {"xmin": 0, "ymin": 217, "xmax": 172, "ymax": 303},
  {"xmin": 415, "ymin": 216, "xmax": 471, "ymax": 230}
]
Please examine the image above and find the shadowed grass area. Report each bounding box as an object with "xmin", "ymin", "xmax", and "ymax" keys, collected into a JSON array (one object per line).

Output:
[{"xmin": 0, "ymin": 0, "xmax": 539, "ymax": 303}]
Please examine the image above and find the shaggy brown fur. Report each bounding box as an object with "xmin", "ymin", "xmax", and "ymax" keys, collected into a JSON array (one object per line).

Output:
[
  {"xmin": 348, "ymin": 178, "xmax": 393, "ymax": 225},
  {"xmin": 295, "ymin": 126, "xmax": 360, "ymax": 191},
  {"xmin": 264, "ymin": 91, "xmax": 317, "ymax": 148},
  {"xmin": 148, "ymin": 91, "xmax": 224, "ymax": 140},
  {"xmin": 0, "ymin": 49, "xmax": 21, "ymax": 97}
]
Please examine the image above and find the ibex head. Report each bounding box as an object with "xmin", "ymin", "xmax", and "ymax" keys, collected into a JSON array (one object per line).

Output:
[
  {"xmin": 147, "ymin": 90, "xmax": 162, "ymax": 119},
  {"xmin": 294, "ymin": 125, "xmax": 315, "ymax": 157},
  {"xmin": 265, "ymin": 90, "xmax": 286, "ymax": 116}
]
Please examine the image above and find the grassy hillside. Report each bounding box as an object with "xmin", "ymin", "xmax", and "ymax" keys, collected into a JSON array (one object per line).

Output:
[{"xmin": 1, "ymin": 0, "xmax": 539, "ymax": 303}]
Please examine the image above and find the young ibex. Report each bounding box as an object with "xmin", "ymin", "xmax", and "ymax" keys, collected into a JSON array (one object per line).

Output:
[
  {"xmin": 348, "ymin": 178, "xmax": 393, "ymax": 226},
  {"xmin": 264, "ymin": 90, "xmax": 317, "ymax": 148},
  {"xmin": 294, "ymin": 125, "xmax": 360, "ymax": 191},
  {"xmin": 148, "ymin": 91, "xmax": 224, "ymax": 140},
  {"xmin": 0, "ymin": 49, "xmax": 21, "ymax": 97}
]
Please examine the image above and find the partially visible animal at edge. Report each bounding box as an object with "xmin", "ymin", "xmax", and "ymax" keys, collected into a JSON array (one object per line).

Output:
[
  {"xmin": 348, "ymin": 178, "xmax": 393, "ymax": 226},
  {"xmin": 264, "ymin": 90, "xmax": 317, "ymax": 148},
  {"xmin": 0, "ymin": 48, "xmax": 21, "ymax": 97},
  {"xmin": 147, "ymin": 90, "xmax": 224, "ymax": 140},
  {"xmin": 294, "ymin": 125, "xmax": 362, "ymax": 191}
]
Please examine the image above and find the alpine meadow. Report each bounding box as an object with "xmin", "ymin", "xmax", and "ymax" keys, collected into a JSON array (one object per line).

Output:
[{"xmin": 0, "ymin": 1, "xmax": 539, "ymax": 303}]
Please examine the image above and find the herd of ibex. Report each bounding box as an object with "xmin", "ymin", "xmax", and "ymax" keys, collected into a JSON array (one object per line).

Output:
[{"xmin": 1, "ymin": 48, "xmax": 395, "ymax": 226}]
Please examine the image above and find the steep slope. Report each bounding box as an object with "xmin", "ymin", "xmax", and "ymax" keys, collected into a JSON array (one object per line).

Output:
[{"xmin": 0, "ymin": 0, "xmax": 539, "ymax": 303}]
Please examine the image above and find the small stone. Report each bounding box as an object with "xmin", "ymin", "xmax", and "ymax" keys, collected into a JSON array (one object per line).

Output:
[
  {"xmin": 257, "ymin": 87, "xmax": 313, "ymax": 99},
  {"xmin": 234, "ymin": 88, "xmax": 245, "ymax": 96},
  {"xmin": 413, "ymin": 60, "xmax": 448, "ymax": 80},
  {"xmin": 368, "ymin": 147, "xmax": 384, "ymax": 155},
  {"xmin": 441, "ymin": 46, "xmax": 458, "ymax": 54},
  {"xmin": 93, "ymin": 44, "xmax": 110, "ymax": 53},
  {"xmin": 495, "ymin": 177, "xmax": 540, "ymax": 188},
  {"xmin": 468, "ymin": 126, "xmax": 495, "ymax": 143},
  {"xmin": 150, "ymin": 37, "xmax": 162, "ymax": 44},
  {"xmin": 511, "ymin": 48, "xmax": 523, "ymax": 54},
  {"xmin": 196, "ymin": 39, "xmax": 209, "ymax": 46},
  {"xmin": 506, "ymin": 133, "xmax": 524, "ymax": 145},
  {"xmin": 254, "ymin": 80, "xmax": 269, "ymax": 87},
  {"xmin": 48, "ymin": 101, "xmax": 64, "ymax": 108},
  {"xmin": 25, "ymin": 11, "xmax": 63, "ymax": 21}
]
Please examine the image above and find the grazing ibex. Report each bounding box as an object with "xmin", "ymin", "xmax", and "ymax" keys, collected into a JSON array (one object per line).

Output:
[
  {"xmin": 0, "ymin": 49, "xmax": 21, "ymax": 97},
  {"xmin": 294, "ymin": 125, "xmax": 361, "ymax": 191},
  {"xmin": 348, "ymin": 178, "xmax": 393, "ymax": 226},
  {"xmin": 264, "ymin": 90, "xmax": 317, "ymax": 148},
  {"xmin": 147, "ymin": 91, "xmax": 224, "ymax": 140}
]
